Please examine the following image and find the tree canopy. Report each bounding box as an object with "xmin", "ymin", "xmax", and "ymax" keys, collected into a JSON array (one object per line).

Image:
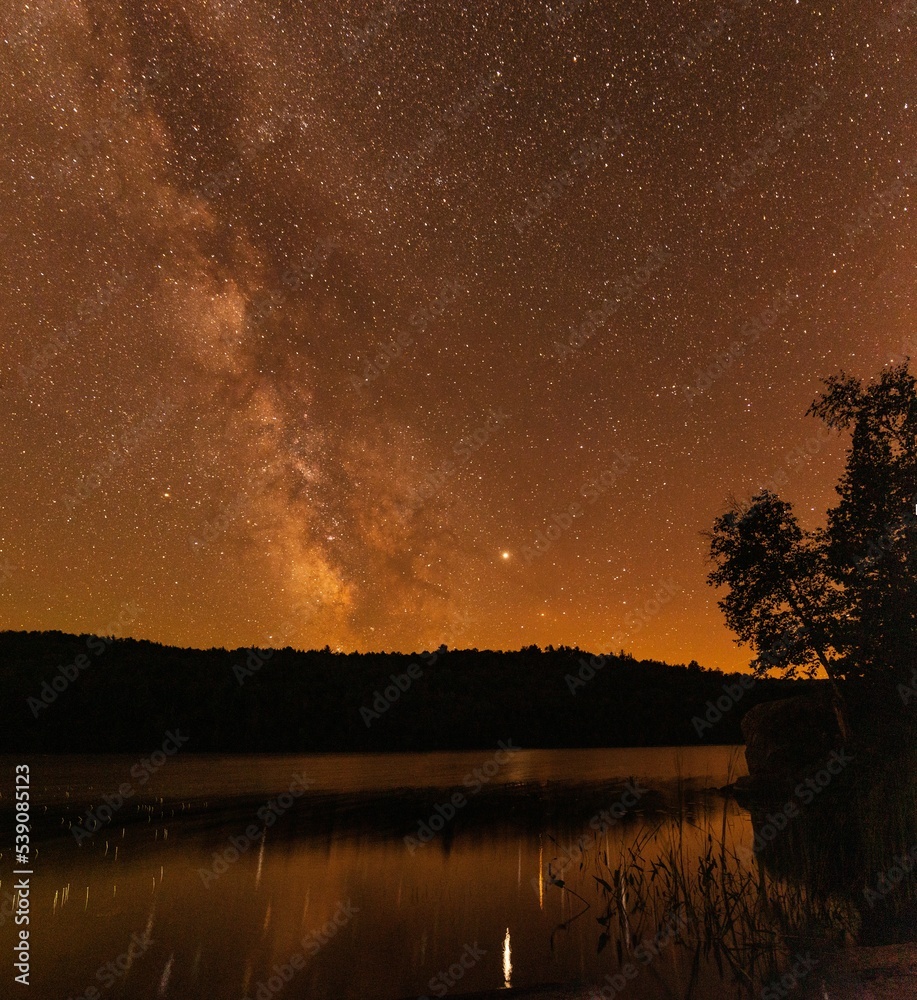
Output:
[{"xmin": 708, "ymin": 361, "xmax": 917, "ymax": 736}]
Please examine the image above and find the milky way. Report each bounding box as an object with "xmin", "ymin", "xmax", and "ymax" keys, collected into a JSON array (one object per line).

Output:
[{"xmin": 1, "ymin": 0, "xmax": 914, "ymax": 666}]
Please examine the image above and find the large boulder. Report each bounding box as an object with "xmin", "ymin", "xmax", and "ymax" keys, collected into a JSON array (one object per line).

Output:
[{"xmin": 741, "ymin": 694, "xmax": 842, "ymax": 785}]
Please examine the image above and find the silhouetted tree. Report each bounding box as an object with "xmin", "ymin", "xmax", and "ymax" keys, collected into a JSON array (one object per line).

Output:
[
  {"xmin": 810, "ymin": 363, "xmax": 917, "ymax": 694},
  {"xmin": 708, "ymin": 490, "xmax": 851, "ymax": 736},
  {"xmin": 0, "ymin": 629, "xmax": 805, "ymax": 753},
  {"xmin": 708, "ymin": 361, "xmax": 917, "ymax": 742}
]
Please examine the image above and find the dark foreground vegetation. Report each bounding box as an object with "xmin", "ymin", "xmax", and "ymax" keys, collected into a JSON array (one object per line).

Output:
[
  {"xmin": 0, "ymin": 629, "xmax": 806, "ymax": 753},
  {"xmin": 685, "ymin": 360, "xmax": 917, "ymax": 974}
]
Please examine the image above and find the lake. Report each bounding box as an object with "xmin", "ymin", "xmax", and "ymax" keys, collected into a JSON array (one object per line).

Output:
[{"xmin": 3, "ymin": 746, "xmax": 761, "ymax": 1000}]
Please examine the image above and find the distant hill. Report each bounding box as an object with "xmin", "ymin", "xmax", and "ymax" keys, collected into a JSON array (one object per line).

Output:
[{"xmin": 0, "ymin": 630, "xmax": 817, "ymax": 753}]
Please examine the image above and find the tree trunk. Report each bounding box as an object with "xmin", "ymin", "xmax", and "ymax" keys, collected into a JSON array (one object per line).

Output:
[{"xmin": 785, "ymin": 584, "xmax": 853, "ymax": 742}]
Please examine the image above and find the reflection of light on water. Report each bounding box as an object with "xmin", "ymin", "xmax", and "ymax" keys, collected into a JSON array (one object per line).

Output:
[
  {"xmin": 538, "ymin": 842, "xmax": 544, "ymax": 909},
  {"xmin": 256, "ymin": 836, "xmax": 265, "ymax": 889},
  {"xmin": 158, "ymin": 953, "xmax": 174, "ymax": 996},
  {"xmin": 502, "ymin": 927, "xmax": 512, "ymax": 988}
]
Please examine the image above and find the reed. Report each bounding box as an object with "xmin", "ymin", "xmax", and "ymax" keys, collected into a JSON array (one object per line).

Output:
[{"xmin": 574, "ymin": 751, "xmax": 880, "ymax": 995}]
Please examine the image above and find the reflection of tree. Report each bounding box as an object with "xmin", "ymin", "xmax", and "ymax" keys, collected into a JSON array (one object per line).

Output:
[{"xmin": 573, "ymin": 800, "xmax": 858, "ymax": 998}]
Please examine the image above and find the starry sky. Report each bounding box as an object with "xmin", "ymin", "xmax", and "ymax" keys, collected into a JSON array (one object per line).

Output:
[{"xmin": 1, "ymin": 0, "xmax": 914, "ymax": 667}]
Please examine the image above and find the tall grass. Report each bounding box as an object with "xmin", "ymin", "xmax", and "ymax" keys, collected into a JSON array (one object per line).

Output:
[
  {"xmin": 565, "ymin": 752, "xmax": 860, "ymax": 996},
  {"xmin": 546, "ymin": 744, "xmax": 916, "ymax": 994},
  {"xmin": 589, "ymin": 808, "xmax": 859, "ymax": 996}
]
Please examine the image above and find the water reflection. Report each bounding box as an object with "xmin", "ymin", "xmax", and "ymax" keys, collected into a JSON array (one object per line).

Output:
[
  {"xmin": 502, "ymin": 927, "xmax": 512, "ymax": 988},
  {"xmin": 5, "ymin": 747, "xmax": 759, "ymax": 1000}
]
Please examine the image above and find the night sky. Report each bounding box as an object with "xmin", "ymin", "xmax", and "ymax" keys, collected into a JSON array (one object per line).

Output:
[{"xmin": 1, "ymin": 1, "xmax": 914, "ymax": 668}]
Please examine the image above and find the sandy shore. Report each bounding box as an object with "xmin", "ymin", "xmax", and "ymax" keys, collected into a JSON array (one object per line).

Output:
[
  {"xmin": 393, "ymin": 987, "xmax": 599, "ymax": 1000},
  {"xmin": 801, "ymin": 942, "xmax": 917, "ymax": 999},
  {"xmin": 388, "ymin": 945, "xmax": 917, "ymax": 1000}
]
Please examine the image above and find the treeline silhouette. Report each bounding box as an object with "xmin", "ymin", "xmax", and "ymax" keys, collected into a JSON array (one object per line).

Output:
[{"xmin": 1, "ymin": 630, "xmax": 814, "ymax": 753}]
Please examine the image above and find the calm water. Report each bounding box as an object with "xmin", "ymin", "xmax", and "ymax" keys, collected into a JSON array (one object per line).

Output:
[{"xmin": 1, "ymin": 747, "xmax": 755, "ymax": 1000}]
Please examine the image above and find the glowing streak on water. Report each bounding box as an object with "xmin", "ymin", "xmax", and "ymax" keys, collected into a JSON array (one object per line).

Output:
[
  {"xmin": 158, "ymin": 954, "xmax": 174, "ymax": 996},
  {"xmin": 502, "ymin": 927, "xmax": 512, "ymax": 988},
  {"xmin": 538, "ymin": 842, "xmax": 544, "ymax": 909},
  {"xmin": 256, "ymin": 837, "xmax": 265, "ymax": 889}
]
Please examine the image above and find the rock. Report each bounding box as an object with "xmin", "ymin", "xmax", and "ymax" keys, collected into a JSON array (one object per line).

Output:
[{"xmin": 741, "ymin": 694, "xmax": 842, "ymax": 785}]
